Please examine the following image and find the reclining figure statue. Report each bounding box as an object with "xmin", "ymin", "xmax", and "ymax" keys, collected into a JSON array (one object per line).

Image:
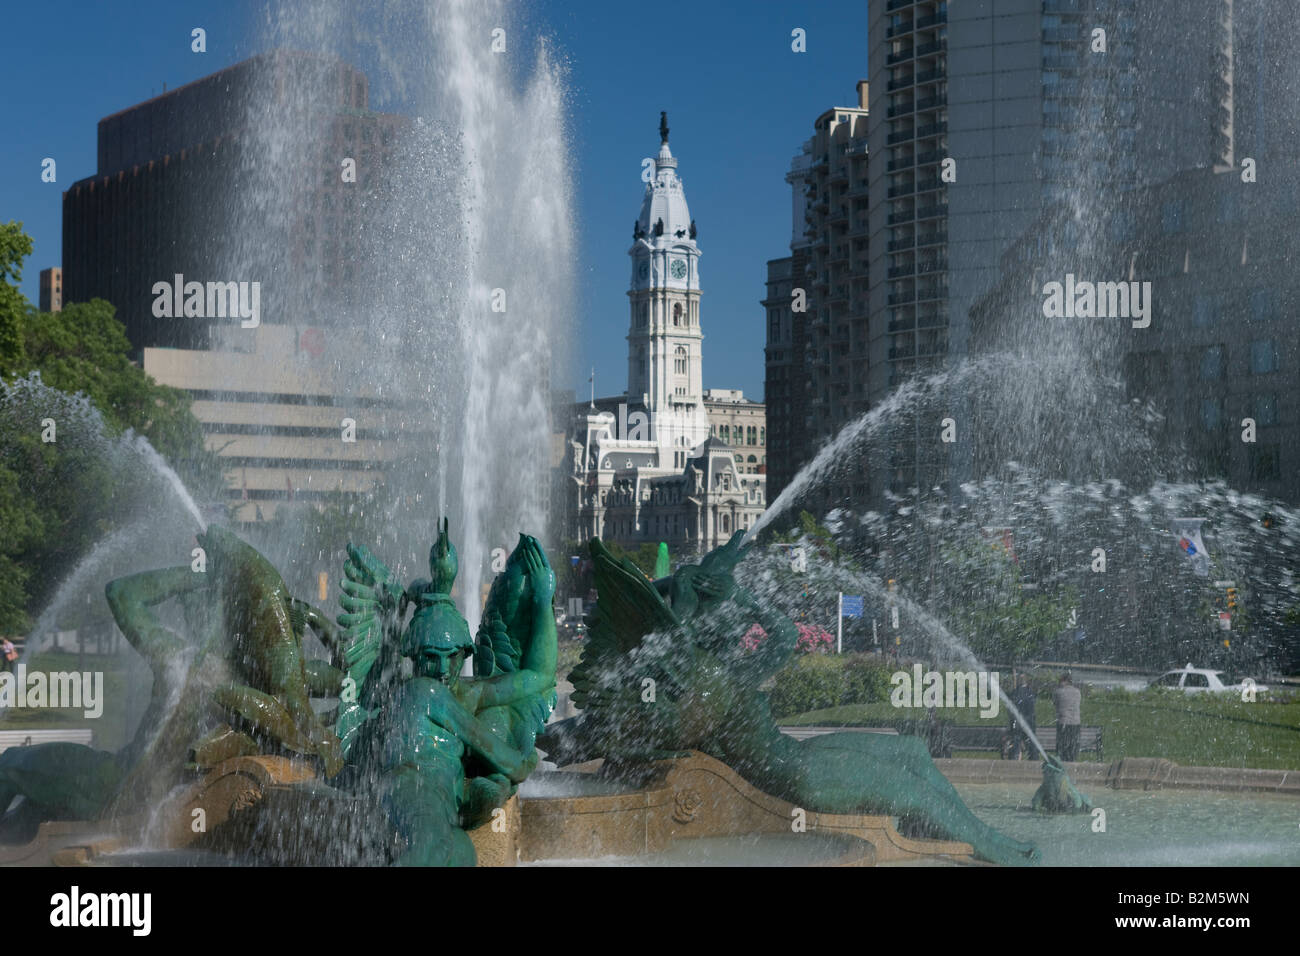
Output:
[{"xmin": 539, "ymin": 532, "xmax": 1042, "ymax": 866}]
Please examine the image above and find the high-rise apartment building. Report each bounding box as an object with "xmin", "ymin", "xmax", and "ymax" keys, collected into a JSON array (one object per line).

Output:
[
  {"xmin": 765, "ymin": 83, "xmax": 869, "ymax": 508},
  {"xmin": 860, "ymin": 0, "xmax": 1231, "ymax": 499}
]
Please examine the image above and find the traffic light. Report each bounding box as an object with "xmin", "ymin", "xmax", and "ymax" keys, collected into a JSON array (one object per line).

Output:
[
  {"xmin": 1226, "ymin": 587, "xmax": 1237, "ymax": 611},
  {"xmin": 1262, "ymin": 513, "xmax": 1274, "ymax": 530}
]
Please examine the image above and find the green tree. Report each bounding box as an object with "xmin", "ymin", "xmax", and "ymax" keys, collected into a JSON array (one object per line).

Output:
[
  {"xmin": 0, "ymin": 226, "xmax": 222, "ymax": 632},
  {"xmin": 938, "ymin": 539, "xmax": 1076, "ymax": 663},
  {"xmin": 0, "ymin": 221, "xmax": 33, "ymax": 376}
]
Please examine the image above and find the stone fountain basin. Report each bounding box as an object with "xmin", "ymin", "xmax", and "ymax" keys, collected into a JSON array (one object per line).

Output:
[{"xmin": 515, "ymin": 752, "xmax": 975, "ymax": 866}]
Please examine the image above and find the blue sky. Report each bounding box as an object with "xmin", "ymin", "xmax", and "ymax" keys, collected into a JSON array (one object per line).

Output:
[{"xmin": 2, "ymin": 0, "xmax": 869, "ymax": 399}]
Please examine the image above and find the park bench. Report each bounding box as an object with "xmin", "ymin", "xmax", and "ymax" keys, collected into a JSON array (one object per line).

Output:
[
  {"xmin": 1031, "ymin": 726, "xmax": 1104, "ymax": 762},
  {"xmin": 945, "ymin": 724, "xmax": 1103, "ymax": 761},
  {"xmin": 0, "ymin": 728, "xmax": 95, "ymax": 754}
]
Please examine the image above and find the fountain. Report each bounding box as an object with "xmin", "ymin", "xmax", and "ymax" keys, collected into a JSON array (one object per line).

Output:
[{"xmin": 4, "ymin": 0, "xmax": 1298, "ymax": 869}]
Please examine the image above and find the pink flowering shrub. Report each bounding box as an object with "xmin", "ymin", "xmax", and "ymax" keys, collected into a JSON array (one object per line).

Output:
[
  {"xmin": 741, "ymin": 624, "xmax": 767, "ymax": 651},
  {"xmin": 795, "ymin": 622, "xmax": 835, "ymax": 654},
  {"xmin": 740, "ymin": 622, "xmax": 834, "ymax": 654}
]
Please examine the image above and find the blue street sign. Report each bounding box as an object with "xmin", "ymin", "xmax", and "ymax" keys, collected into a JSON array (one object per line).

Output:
[{"xmin": 841, "ymin": 595, "xmax": 864, "ymax": 618}]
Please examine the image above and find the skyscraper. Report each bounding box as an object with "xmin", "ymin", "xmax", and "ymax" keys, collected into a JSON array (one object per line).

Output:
[{"xmin": 62, "ymin": 50, "xmax": 407, "ymax": 353}]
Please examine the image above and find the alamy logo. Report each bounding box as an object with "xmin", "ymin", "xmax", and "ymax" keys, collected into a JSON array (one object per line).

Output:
[
  {"xmin": 602, "ymin": 404, "xmax": 707, "ymax": 460},
  {"xmin": 151, "ymin": 274, "xmax": 260, "ymax": 328},
  {"xmin": 1041, "ymin": 274, "xmax": 1151, "ymax": 328},
  {"xmin": 0, "ymin": 665, "xmax": 104, "ymax": 718},
  {"xmin": 890, "ymin": 665, "xmax": 1000, "ymax": 718},
  {"xmin": 50, "ymin": 886, "xmax": 151, "ymax": 936}
]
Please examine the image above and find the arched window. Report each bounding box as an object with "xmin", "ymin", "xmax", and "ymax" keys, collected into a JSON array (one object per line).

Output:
[
  {"xmin": 674, "ymin": 346, "xmax": 687, "ymax": 374},
  {"xmin": 759, "ymin": 426, "xmax": 766, "ymax": 446},
  {"xmin": 722, "ymin": 514, "xmax": 730, "ymax": 533},
  {"xmin": 720, "ymin": 425, "xmax": 730, "ymax": 443},
  {"xmin": 673, "ymin": 303, "xmax": 683, "ymax": 326}
]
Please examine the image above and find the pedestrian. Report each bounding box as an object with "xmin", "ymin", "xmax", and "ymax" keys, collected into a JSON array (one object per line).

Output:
[
  {"xmin": 1008, "ymin": 674, "xmax": 1037, "ymax": 760},
  {"xmin": 1052, "ymin": 671, "xmax": 1082, "ymax": 762},
  {"xmin": 1, "ymin": 638, "xmax": 16, "ymax": 673}
]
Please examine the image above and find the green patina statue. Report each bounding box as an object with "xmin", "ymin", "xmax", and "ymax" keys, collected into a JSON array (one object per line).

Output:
[
  {"xmin": 2, "ymin": 521, "xmax": 555, "ymax": 868},
  {"xmin": 332, "ymin": 520, "xmax": 557, "ymax": 865},
  {"xmin": 1, "ymin": 524, "xmax": 347, "ymax": 838},
  {"xmin": 539, "ymin": 532, "xmax": 1042, "ymax": 866},
  {"xmin": 1032, "ymin": 755, "xmax": 1093, "ymax": 813}
]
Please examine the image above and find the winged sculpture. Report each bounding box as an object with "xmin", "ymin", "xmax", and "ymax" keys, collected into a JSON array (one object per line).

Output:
[
  {"xmin": 539, "ymin": 532, "xmax": 1041, "ymax": 866},
  {"xmin": 332, "ymin": 519, "xmax": 556, "ymax": 865}
]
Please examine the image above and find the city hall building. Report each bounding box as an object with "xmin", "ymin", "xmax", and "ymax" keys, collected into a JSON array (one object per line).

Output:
[{"xmin": 563, "ymin": 116, "xmax": 767, "ymax": 555}]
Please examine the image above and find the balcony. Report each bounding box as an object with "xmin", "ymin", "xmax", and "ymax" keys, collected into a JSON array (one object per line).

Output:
[
  {"xmin": 887, "ymin": 128, "xmax": 915, "ymax": 145},
  {"xmin": 914, "ymin": 204, "xmax": 946, "ymax": 221},
  {"xmin": 887, "ymin": 74, "xmax": 914, "ymax": 92},
  {"xmin": 915, "ymin": 11, "xmax": 947, "ymax": 29},
  {"xmin": 915, "ymin": 40, "xmax": 945, "ymax": 58},
  {"xmin": 888, "ymin": 314, "xmax": 916, "ymax": 333},
  {"xmin": 916, "ymin": 258, "xmax": 947, "ymax": 275},
  {"xmin": 888, "ymin": 263, "xmax": 916, "ymax": 279},
  {"xmin": 886, "ymin": 48, "xmax": 914, "ymax": 66},
  {"xmin": 887, "ymin": 101, "xmax": 914, "ymax": 118},
  {"xmin": 888, "ymin": 155, "xmax": 914, "ymax": 172},
  {"xmin": 886, "ymin": 0, "xmax": 912, "ymax": 11},
  {"xmin": 915, "ymin": 67, "xmax": 946, "ymax": 85},
  {"xmin": 915, "ymin": 121, "xmax": 948, "ymax": 139},
  {"xmin": 915, "ymin": 177, "xmax": 942, "ymax": 193},
  {"xmin": 915, "ymin": 93, "xmax": 947, "ymax": 111},
  {"xmin": 887, "ymin": 210, "xmax": 915, "ymax": 225},
  {"xmin": 887, "ymin": 182, "xmax": 914, "ymax": 198},
  {"xmin": 886, "ymin": 22, "xmax": 914, "ymax": 38},
  {"xmin": 888, "ymin": 290, "xmax": 917, "ymax": 306},
  {"xmin": 915, "ymin": 230, "xmax": 946, "ymax": 247},
  {"xmin": 887, "ymin": 237, "xmax": 914, "ymax": 252}
]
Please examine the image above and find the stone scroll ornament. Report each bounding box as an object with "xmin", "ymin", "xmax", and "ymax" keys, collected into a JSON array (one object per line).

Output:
[{"xmin": 539, "ymin": 532, "xmax": 1041, "ymax": 866}]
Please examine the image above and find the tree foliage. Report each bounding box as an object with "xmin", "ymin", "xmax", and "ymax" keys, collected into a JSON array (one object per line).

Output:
[{"xmin": 0, "ymin": 225, "xmax": 221, "ymax": 633}]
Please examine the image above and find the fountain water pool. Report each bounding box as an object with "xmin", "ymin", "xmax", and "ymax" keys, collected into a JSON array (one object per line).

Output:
[{"xmin": 955, "ymin": 783, "xmax": 1300, "ymax": 867}]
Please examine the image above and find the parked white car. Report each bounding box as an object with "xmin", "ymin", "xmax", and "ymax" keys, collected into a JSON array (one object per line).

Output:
[{"xmin": 1146, "ymin": 663, "xmax": 1268, "ymax": 694}]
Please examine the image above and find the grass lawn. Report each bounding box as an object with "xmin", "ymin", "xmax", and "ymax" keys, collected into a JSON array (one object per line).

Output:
[
  {"xmin": 781, "ymin": 688, "xmax": 1300, "ymax": 771},
  {"xmin": 0, "ymin": 652, "xmax": 135, "ymax": 751}
]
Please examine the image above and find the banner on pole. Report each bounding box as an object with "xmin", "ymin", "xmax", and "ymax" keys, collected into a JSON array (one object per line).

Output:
[{"xmin": 1171, "ymin": 517, "xmax": 1210, "ymax": 577}]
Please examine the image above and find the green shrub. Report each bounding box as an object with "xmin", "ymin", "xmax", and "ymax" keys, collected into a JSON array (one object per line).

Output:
[
  {"xmin": 843, "ymin": 654, "xmax": 894, "ymax": 705},
  {"xmin": 770, "ymin": 654, "xmax": 848, "ymax": 717}
]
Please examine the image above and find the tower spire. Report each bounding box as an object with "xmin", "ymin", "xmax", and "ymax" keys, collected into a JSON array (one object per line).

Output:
[{"xmin": 659, "ymin": 111, "xmax": 669, "ymax": 146}]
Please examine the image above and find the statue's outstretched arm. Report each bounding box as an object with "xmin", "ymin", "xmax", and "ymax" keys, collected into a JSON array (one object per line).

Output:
[{"xmin": 105, "ymin": 567, "xmax": 207, "ymax": 664}]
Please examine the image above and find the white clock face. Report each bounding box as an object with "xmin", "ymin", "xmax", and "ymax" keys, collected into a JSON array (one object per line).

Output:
[{"xmin": 670, "ymin": 259, "xmax": 687, "ymax": 280}]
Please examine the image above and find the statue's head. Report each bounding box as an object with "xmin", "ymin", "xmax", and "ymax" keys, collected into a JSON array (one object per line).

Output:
[
  {"xmin": 400, "ymin": 518, "xmax": 473, "ymax": 684},
  {"xmin": 403, "ymin": 595, "xmax": 474, "ymax": 685},
  {"xmin": 429, "ymin": 517, "xmax": 458, "ymax": 595}
]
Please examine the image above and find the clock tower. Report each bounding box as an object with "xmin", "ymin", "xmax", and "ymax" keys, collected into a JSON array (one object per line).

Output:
[{"xmin": 627, "ymin": 112, "xmax": 709, "ymax": 469}]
